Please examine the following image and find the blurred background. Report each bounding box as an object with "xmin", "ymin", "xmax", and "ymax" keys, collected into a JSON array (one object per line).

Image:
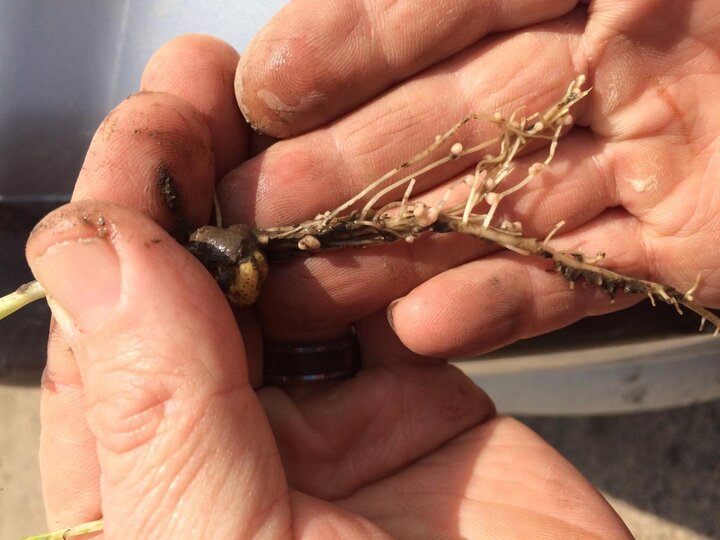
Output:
[{"xmin": 1, "ymin": 1, "xmax": 718, "ymax": 538}]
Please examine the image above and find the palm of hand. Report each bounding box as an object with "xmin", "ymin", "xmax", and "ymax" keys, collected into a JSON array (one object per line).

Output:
[
  {"xmin": 31, "ymin": 1, "xmax": 717, "ymax": 538},
  {"xmin": 581, "ymin": 1, "xmax": 720, "ymax": 304},
  {"xmin": 232, "ymin": 3, "xmax": 720, "ymax": 532},
  {"xmin": 227, "ymin": 0, "xmax": 720, "ymax": 357}
]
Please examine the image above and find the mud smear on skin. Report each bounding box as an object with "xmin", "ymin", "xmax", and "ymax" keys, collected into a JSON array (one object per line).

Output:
[
  {"xmin": 157, "ymin": 164, "xmax": 181, "ymax": 211},
  {"xmin": 156, "ymin": 163, "xmax": 189, "ymax": 242},
  {"xmin": 29, "ymin": 204, "xmax": 114, "ymax": 244}
]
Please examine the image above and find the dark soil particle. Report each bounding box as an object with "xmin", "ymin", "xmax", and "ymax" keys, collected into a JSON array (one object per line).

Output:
[{"xmin": 157, "ymin": 164, "xmax": 181, "ymax": 212}]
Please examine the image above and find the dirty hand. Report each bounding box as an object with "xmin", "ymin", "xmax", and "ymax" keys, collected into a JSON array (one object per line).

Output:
[
  {"xmin": 26, "ymin": 33, "xmax": 633, "ymax": 538},
  {"xmin": 227, "ymin": 0, "xmax": 720, "ymax": 357}
]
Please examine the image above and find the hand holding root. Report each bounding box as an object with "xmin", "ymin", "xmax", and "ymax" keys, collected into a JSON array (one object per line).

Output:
[
  {"xmin": 191, "ymin": 76, "xmax": 720, "ymax": 335},
  {"xmin": 3, "ymin": 76, "xmax": 719, "ymax": 335}
]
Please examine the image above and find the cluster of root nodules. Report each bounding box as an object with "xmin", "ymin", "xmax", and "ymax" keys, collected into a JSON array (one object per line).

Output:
[{"xmin": 255, "ymin": 76, "xmax": 719, "ymax": 335}]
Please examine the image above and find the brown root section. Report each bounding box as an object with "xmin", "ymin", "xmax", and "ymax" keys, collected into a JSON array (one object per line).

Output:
[
  {"xmin": 5, "ymin": 77, "xmax": 716, "ymax": 335},
  {"xmin": 244, "ymin": 76, "xmax": 719, "ymax": 334}
]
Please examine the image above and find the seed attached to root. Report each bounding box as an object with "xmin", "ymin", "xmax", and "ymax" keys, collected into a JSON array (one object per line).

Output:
[
  {"xmin": 298, "ymin": 235, "xmax": 321, "ymax": 251},
  {"xmin": 1, "ymin": 75, "xmax": 718, "ymax": 340},
  {"xmin": 413, "ymin": 205, "xmax": 439, "ymax": 227},
  {"xmin": 450, "ymin": 142, "xmax": 463, "ymax": 158}
]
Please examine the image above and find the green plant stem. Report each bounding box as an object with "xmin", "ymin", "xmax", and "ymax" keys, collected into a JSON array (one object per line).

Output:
[
  {"xmin": 0, "ymin": 280, "xmax": 45, "ymax": 320},
  {"xmin": 21, "ymin": 519, "xmax": 104, "ymax": 540}
]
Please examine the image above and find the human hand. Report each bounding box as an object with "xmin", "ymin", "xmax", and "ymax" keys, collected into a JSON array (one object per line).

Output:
[
  {"xmin": 27, "ymin": 34, "xmax": 632, "ymax": 538},
  {"xmin": 226, "ymin": 0, "xmax": 720, "ymax": 358}
]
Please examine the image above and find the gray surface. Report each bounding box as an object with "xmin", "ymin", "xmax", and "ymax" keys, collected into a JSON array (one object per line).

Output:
[
  {"xmin": 461, "ymin": 333, "xmax": 720, "ymax": 415},
  {"xmin": 2, "ymin": 385, "xmax": 718, "ymax": 539},
  {"xmin": 0, "ymin": 203, "xmax": 55, "ymax": 384},
  {"xmin": 0, "ymin": 0, "xmax": 288, "ymax": 198},
  {"xmin": 0, "ymin": 386, "xmax": 44, "ymax": 540},
  {"xmin": 523, "ymin": 402, "xmax": 720, "ymax": 539}
]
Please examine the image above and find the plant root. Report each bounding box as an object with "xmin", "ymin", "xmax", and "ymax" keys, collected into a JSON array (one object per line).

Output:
[
  {"xmin": 2, "ymin": 75, "xmax": 718, "ymax": 337},
  {"xmin": 244, "ymin": 75, "xmax": 719, "ymax": 334},
  {"xmin": 0, "ymin": 280, "xmax": 45, "ymax": 320},
  {"xmin": 20, "ymin": 519, "xmax": 104, "ymax": 540}
]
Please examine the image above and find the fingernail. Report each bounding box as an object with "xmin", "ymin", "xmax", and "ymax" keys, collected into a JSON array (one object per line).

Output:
[
  {"xmin": 30, "ymin": 238, "xmax": 120, "ymax": 332},
  {"xmin": 387, "ymin": 298, "xmax": 402, "ymax": 334}
]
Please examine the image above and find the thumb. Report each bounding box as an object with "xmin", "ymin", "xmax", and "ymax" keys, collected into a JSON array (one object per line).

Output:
[{"xmin": 27, "ymin": 201, "xmax": 290, "ymax": 538}]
